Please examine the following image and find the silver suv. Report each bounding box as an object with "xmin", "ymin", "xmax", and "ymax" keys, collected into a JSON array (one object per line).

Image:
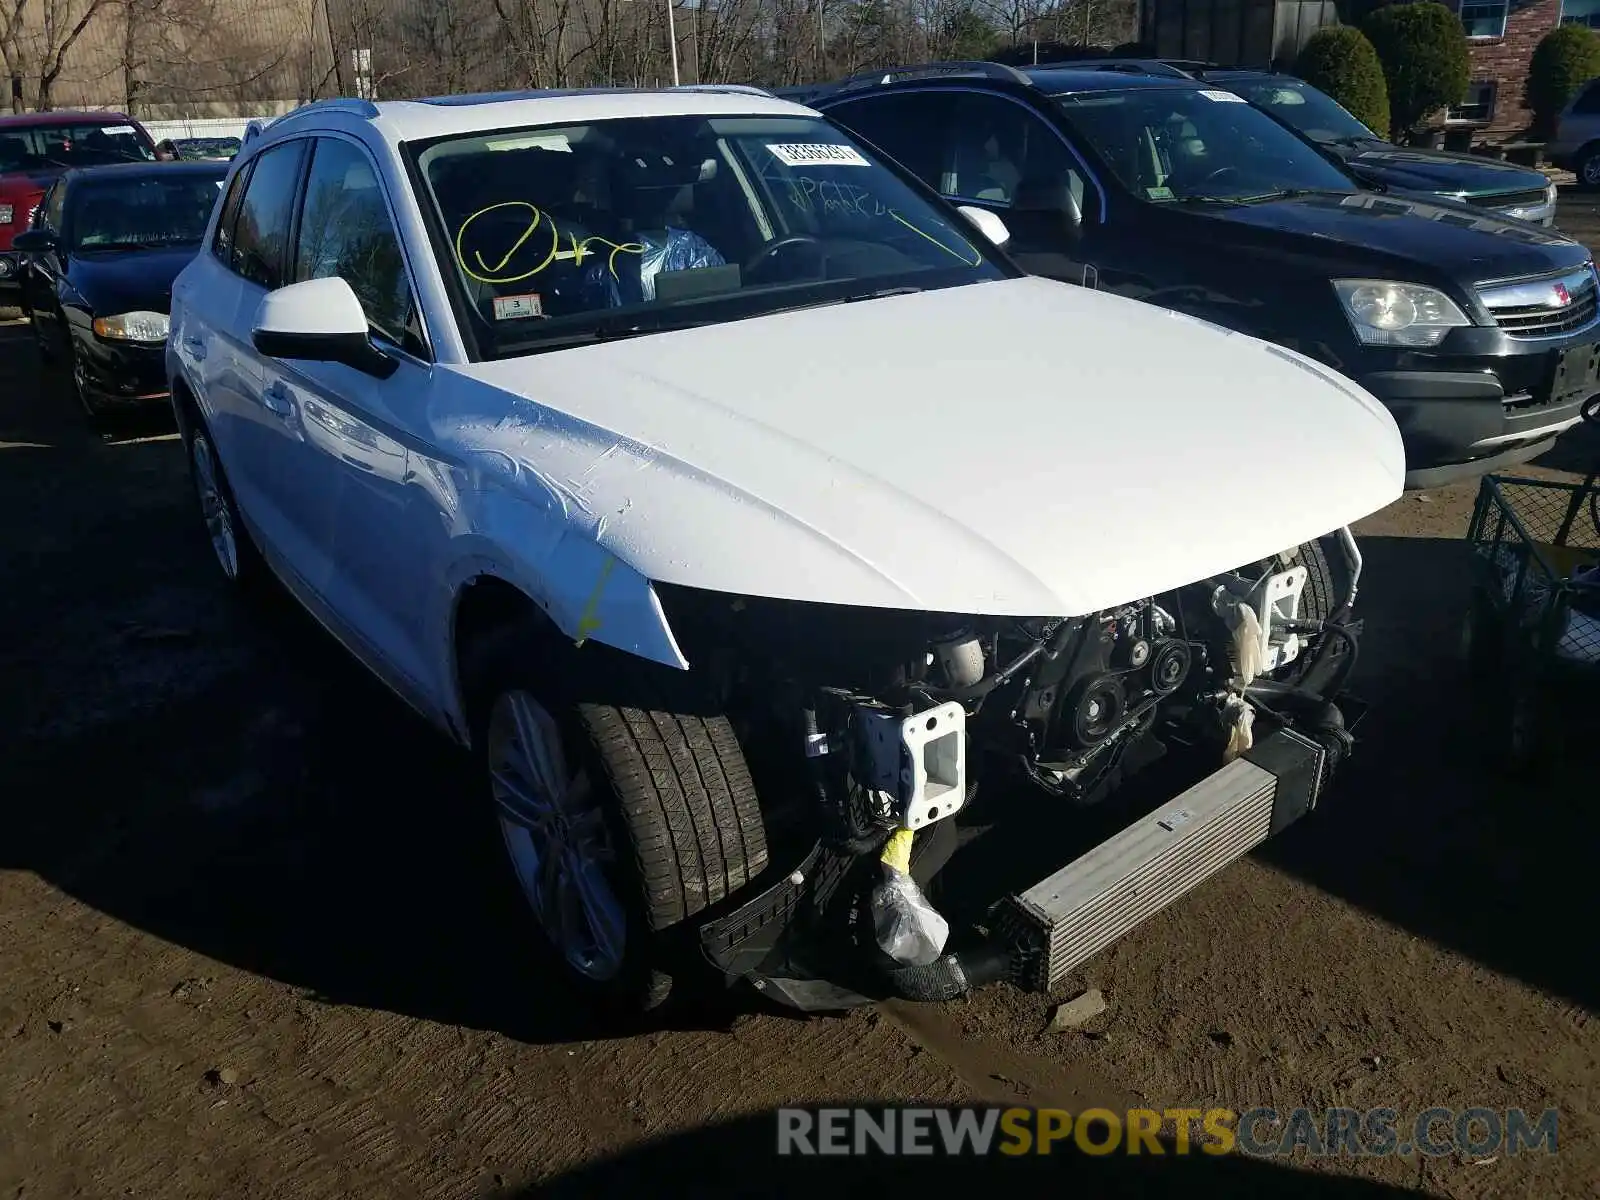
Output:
[{"xmin": 1548, "ymin": 78, "xmax": 1600, "ymax": 187}]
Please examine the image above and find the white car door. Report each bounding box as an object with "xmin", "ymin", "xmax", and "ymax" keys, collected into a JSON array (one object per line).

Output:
[
  {"xmin": 173, "ymin": 167, "xmax": 246, "ymax": 476},
  {"xmin": 258, "ymin": 134, "xmax": 440, "ymax": 709},
  {"xmin": 208, "ymin": 137, "xmax": 323, "ymax": 588}
]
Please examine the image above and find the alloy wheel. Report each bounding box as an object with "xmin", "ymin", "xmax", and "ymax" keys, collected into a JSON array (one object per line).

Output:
[
  {"xmin": 487, "ymin": 690, "xmax": 627, "ymax": 981},
  {"xmin": 191, "ymin": 433, "xmax": 240, "ymax": 580}
]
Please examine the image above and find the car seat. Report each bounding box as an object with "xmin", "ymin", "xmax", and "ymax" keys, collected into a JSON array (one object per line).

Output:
[{"xmin": 432, "ymin": 146, "xmax": 597, "ymax": 320}]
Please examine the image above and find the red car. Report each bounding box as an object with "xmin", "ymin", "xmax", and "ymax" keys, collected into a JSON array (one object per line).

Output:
[{"xmin": 0, "ymin": 112, "xmax": 159, "ymax": 297}]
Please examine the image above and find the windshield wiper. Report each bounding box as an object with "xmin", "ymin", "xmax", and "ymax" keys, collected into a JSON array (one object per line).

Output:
[
  {"xmin": 1176, "ymin": 187, "xmax": 1346, "ymax": 206},
  {"xmin": 507, "ymin": 317, "xmax": 719, "ymax": 356}
]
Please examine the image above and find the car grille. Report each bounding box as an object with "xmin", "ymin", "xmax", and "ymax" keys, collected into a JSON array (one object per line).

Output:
[
  {"xmin": 1467, "ymin": 188, "xmax": 1549, "ymax": 211},
  {"xmin": 1479, "ymin": 267, "xmax": 1600, "ymax": 338}
]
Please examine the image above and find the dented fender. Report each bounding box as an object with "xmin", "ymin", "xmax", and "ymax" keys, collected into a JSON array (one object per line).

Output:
[{"xmin": 433, "ymin": 532, "xmax": 688, "ymax": 741}]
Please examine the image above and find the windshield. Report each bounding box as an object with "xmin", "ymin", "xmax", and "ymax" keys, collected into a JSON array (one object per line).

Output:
[
  {"xmin": 1221, "ymin": 78, "xmax": 1377, "ymax": 144},
  {"xmin": 1051, "ymin": 86, "xmax": 1357, "ymax": 203},
  {"xmin": 0, "ymin": 122, "xmax": 156, "ymax": 172},
  {"xmin": 410, "ymin": 113, "xmax": 1010, "ymax": 359},
  {"xmin": 176, "ymin": 138, "xmax": 240, "ymax": 161},
  {"xmin": 68, "ymin": 173, "xmax": 224, "ymax": 251}
]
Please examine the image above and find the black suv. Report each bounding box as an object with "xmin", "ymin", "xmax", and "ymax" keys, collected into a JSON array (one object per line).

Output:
[
  {"xmin": 812, "ymin": 62, "xmax": 1598, "ymax": 487},
  {"xmin": 1192, "ymin": 68, "xmax": 1556, "ymax": 226}
]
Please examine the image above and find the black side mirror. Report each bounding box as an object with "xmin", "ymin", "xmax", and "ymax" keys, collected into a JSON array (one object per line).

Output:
[
  {"xmin": 1008, "ymin": 177, "xmax": 1084, "ymax": 243},
  {"xmin": 11, "ymin": 228, "xmax": 56, "ymax": 253}
]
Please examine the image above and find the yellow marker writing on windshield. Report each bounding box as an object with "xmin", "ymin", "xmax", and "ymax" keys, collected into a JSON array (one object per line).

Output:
[
  {"xmin": 454, "ymin": 200, "xmax": 646, "ymax": 286},
  {"xmin": 889, "ymin": 209, "xmax": 983, "ymax": 267}
]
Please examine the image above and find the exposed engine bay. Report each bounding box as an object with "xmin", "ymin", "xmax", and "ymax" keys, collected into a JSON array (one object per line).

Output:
[{"xmin": 656, "ymin": 530, "xmax": 1366, "ymax": 1010}]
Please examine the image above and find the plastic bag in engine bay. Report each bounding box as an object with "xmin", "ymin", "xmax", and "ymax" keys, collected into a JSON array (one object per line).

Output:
[{"xmin": 870, "ymin": 828, "xmax": 949, "ymax": 966}]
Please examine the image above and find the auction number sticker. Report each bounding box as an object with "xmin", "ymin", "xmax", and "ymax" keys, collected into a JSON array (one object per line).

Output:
[
  {"xmin": 493, "ymin": 293, "xmax": 544, "ymax": 321},
  {"xmin": 1197, "ymin": 89, "xmax": 1246, "ymax": 103},
  {"xmin": 766, "ymin": 143, "xmax": 871, "ymax": 168}
]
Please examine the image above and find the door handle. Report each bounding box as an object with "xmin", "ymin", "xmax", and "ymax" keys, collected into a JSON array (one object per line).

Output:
[
  {"xmin": 181, "ymin": 335, "xmax": 207, "ymax": 362},
  {"xmin": 261, "ymin": 382, "xmax": 294, "ymax": 416}
]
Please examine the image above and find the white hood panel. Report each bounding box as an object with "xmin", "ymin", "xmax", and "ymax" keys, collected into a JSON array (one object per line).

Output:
[{"xmin": 444, "ymin": 277, "xmax": 1404, "ymax": 617}]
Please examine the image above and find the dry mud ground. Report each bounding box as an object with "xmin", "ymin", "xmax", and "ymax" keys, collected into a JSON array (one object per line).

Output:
[{"xmin": 3, "ymin": 197, "xmax": 1600, "ymax": 1199}]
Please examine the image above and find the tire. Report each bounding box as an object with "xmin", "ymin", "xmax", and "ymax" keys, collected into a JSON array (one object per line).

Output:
[
  {"xmin": 1282, "ymin": 537, "xmax": 1343, "ymax": 623},
  {"xmin": 186, "ymin": 418, "xmax": 264, "ymax": 590},
  {"xmin": 1575, "ymin": 143, "xmax": 1600, "ymax": 190},
  {"xmin": 1257, "ymin": 537, "xmax": 1351, "ymax": 687},
  {"xmin": 67, "ymin": 340, "xmax": 101, "ymax": 421},
  {"xmin": 465, "ymin": 625, "xmax": 769, "ymax": 1014}
]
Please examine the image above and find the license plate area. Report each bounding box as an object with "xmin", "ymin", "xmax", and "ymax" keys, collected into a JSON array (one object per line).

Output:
[{"xmin": 1551, "ymin": 342, "xmax": 1600, "ymax": 404}]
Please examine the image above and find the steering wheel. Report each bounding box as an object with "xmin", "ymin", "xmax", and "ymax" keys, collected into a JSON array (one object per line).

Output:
[
  {"xmin": 1200, "ymin": 165, "xmax": 1245, "ymax": 186},
  {"xmin": 743, "ymin": 235, "xmax": 824, "ymax": 280}
]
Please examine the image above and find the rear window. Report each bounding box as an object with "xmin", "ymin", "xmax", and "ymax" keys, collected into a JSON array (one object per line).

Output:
[{"xmin": 0, "ymin": 122, "xmax": 156, "ymax": 173}]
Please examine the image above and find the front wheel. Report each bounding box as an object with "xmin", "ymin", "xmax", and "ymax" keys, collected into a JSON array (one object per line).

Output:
[
  {"xmin": 468, "ymin": 632, "xmax": 770, "ymax": 1014},
  {"xmin": 67, "ymin": 340, "xmax": 100, "ymax": 421}
]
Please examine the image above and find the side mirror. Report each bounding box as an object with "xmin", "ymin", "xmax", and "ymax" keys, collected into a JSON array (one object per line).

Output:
[
  {"xmin": 955, "ymin": 204, "xmax": 1011, "ymax": 248},
  {"xmin": 252, "ymin": 276, "xmax": 397, "ymax": 379},
  {"xmin": 11, "ymin": 228, "xmax": 56, "ymax": 253}
]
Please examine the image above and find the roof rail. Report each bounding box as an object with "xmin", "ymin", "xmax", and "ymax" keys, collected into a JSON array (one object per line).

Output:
[
  {"xmin": 670, "ymin": 82, "xmax": 776, "ymax": 98},
  {"xmin": 274, "ymin": 96, "xmax": 381, "ymax": 125},
  {"xmin": 1036, "ymin": 57, "xmax": 1197, "ymax": 79},
  {"xmin": 827, "ymin": 59, "xmax": 1032, "ymax": 97}
]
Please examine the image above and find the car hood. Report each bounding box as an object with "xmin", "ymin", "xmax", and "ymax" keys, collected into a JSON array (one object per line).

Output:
[
  {"xmin": 439, "ymin": 276, "xmax": 1404, "ymax": 618},
  {"xmin": 1186, "ymin": 190, "xmax": 1588, "ymax": 283},
  {"xmin": 66, "ymin": 244, "xmax": 196, "ymax": 314},
  {"xmin": 1336, "ymin": 143, "xmax": 1549, "ymax": 200}
]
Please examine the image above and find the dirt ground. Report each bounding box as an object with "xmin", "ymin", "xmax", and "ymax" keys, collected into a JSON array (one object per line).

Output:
[{"xmin": 3, "ymin": 201, "xmax": 1600, "ymax": 1200}]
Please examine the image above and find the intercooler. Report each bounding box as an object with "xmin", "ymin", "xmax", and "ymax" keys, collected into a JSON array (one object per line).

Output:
[{"xmin": 1000, "ymin": 727, "xmax": 1328, "ymax": 992}]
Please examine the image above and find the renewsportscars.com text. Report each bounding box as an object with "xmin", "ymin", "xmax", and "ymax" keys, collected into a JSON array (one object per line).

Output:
[{"xmin": 775, "ymin": 1106, "xmax": 1559, "ymax": 1158}]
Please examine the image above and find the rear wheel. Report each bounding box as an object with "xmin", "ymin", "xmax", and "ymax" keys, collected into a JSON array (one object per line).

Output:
[
  {"xmin": 466, "ymin": 626, "xmax": 769, "ymax": 1014},
  {"xmin": 186, "ymin": 418, "xmax": 264, "ymax": 590}
]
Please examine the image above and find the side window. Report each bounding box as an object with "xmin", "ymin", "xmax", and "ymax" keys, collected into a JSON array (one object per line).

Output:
[
  {"xmin": 945, "ymin": 93, "xmax": 1087, "ymax": 219},
  {"xmin": 293, "ymin": 137, "xmax": 419, "ymax": 350},
  {"xmin": 211, "ymin": 161, "xmax": 251, "ymax": 265},
  {"xmin": 824, "ymin": 93, "xmax": 952, "ymax": 188},
  {"xmin": 230, "ymin": 140, "xmax": 306, "ymax": 290}
]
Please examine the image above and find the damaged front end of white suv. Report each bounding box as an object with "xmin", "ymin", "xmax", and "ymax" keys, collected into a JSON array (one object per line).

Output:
[
  {"xmin": 441, "ymin": 273, "xmax": 1407, "ymax": 1012},
  {"xmin": 652, "ymin": 530, "xmax": 1368, "ymax": 1009}
]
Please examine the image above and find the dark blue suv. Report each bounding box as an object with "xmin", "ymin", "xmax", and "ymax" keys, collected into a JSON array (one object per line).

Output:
[{"xmin": 812, "ymin": 61, "xmax": 1598, "ymax": 487}]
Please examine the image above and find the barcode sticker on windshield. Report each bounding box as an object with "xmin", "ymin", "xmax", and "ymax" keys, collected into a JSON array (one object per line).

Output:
[
  {"xmin": 765, "ymin": 143, "xmax": 870, "ymax": 168},
  {"xmin": 101, "ymin": 125, "xmax": 137, "ymax": 134},
  {"xmin": 493, "ymin": 293, "xmax": 543, "ymax": 321},
  {"xmin": 1197, "ymin": 89, "xmax": 1246, "ymax": 103}
]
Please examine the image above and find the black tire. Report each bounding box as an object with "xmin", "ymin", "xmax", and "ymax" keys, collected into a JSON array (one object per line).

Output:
[
  {"xmin": 465, "ymin": 624, "xmax": 769, "ymax": 1014},
  {"xmin": 67, "ymin": 340, "xmax": 101, "ymax": 421},
  {"xmin": 1280, "ymin": 536, "xmax": 1346, "ymax": 623},
  {"xmin": 1576, "ymin": 143, "xmax": 1600, "ymax": 191}
]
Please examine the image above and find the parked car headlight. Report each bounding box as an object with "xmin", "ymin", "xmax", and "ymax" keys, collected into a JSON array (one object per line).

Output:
[
  {"xmin": 1331, "ymin": 279, "xmax": 1471, "ymax": 348},
  {"xmin": 92, "ymin": 311, "xmax": 170, "ymax": 343}
]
